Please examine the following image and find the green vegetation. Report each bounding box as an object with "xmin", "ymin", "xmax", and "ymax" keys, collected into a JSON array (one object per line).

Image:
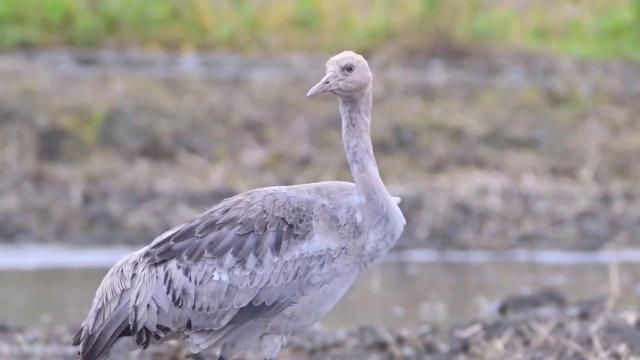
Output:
[{"xmin": 0, "ymin": 0, "xmax": 639, "ymax": 60}]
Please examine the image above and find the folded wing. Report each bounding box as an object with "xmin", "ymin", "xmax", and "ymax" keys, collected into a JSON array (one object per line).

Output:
[{"xmin": 73, "ymin": 186, "xmax": 352, "ymax": 359}]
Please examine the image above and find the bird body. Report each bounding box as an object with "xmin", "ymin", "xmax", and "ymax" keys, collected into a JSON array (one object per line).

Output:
[{"xmin": 73, "ymin": 51, "xmax": 405, "ymax": 359}]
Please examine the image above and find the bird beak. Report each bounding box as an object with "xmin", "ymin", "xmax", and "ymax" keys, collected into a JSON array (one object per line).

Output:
[{"xmin": 306, "ymin": 72, "xmax": 338, "ymax": 97}]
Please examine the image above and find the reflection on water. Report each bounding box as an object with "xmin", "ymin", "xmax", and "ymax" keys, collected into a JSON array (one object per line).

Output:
[
  {"xmin": 2, "ymin": 254, "xmax": 640, "ymax": 330},
  {"xmin": 327, "ymin": 260, "xmax": 639, "ymax": 329}
]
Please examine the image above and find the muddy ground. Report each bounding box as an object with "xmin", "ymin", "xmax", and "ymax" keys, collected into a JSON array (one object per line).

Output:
[
  {"xmin": 1, "ymin": 47, "xmax": 640, "ymax": 250},
  {"xmin": 2, "ymin": 289, "xmax": 639, "ymax": 359}
]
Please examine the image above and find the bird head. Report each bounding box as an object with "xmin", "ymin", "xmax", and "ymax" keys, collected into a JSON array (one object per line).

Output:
[{"xmin": 306, "ymin": 51, "xmax": 372, "ymax": 99}]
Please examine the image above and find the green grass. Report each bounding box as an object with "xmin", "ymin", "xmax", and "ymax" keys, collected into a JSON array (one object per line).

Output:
[{"xmin": 0, "ymin": 0, "xmax": 639, "ymax": 60}]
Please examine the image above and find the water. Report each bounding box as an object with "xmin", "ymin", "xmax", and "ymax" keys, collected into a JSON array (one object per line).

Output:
[{"xmin": 1, "ymin": 245, "xmax": 640, "ymax": 330}]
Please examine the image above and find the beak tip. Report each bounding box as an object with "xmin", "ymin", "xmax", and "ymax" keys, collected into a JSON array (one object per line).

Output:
[
  {"xmin": 307, "ymin": 73, "xmax": 335, "ymax": 98},
  {"xmin": 306, "ymin": 88, "xmax": 318, "ymax": 97}
]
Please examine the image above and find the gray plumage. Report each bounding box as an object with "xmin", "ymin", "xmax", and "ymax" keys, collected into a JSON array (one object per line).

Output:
[{"xmin": 72, "ymin": 51, "xmax": 406, "ymax": 360}]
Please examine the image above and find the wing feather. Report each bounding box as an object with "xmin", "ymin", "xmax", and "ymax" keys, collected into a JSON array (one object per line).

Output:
[{"xmin": 75, "ymin": 184, "xmax": 361, "ymax": 359}]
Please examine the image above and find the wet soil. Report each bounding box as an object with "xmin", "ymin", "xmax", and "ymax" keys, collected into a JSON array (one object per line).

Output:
[
  {"xmin": 1, "ymin": 290, "xmax": 639, "ymax": 359},
  {"xmin": 1, "ymin": 48, "xmax": 640, "ymax": 250}
]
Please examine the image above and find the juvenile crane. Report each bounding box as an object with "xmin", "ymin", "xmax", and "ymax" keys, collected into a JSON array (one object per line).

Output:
[{"xmin": 72, "ymin": 51, "xmax": 406, "ymax": 360}]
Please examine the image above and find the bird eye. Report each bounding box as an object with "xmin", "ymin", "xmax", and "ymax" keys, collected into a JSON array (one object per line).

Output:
[{"xmin": 343, "ymin": 64, "xmax": 355, "ymax": 74}]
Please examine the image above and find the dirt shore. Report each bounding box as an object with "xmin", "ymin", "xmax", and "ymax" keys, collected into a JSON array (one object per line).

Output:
[
  {"xmin": 1, "ymin": 290, "xmax": 638, "ymax": 359},
  {"xmin": 1, "ymin": 48, "xmax": 640, "ymax": 250}
]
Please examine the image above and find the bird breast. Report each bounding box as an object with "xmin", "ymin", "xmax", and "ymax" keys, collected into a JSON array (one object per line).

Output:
[{"xmin": 266, "ymin": 263, "xmax": 361, "ymax": 334}]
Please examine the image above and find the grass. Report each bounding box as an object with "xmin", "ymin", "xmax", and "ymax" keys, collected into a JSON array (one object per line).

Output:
[{"xmin": 0, "ymin": 0, "xmax": 639, "ymax": 60}]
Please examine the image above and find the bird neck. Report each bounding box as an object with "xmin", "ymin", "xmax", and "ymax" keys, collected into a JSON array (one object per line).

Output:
[
  {"xmin": 340, "ymin": 87, "xmax": 404, "ymax": 258},
  {"xmin": 340, "ymin": 86, "xmax": 406, "ymax": 261},
  {"xmin": 339, "ymin": 87, "xmax": 382, "ymax": 199},
  {"xmin": 340, "ymin": 86, "xmax": 401, "ymax": 247}
]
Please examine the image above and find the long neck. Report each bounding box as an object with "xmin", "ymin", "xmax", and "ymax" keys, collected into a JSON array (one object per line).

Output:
[
  {"xmin": 339, "ymin": 86, "xmax": 391, "ymax": 214},
  {"xmin": 340, "ymin": 86, "xmax": 405, "ymax": 259}
]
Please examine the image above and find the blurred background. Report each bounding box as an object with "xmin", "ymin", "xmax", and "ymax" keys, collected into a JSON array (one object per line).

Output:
[{"xmin": 1, "ymin": 0, "xmax": 640, "ymax": 358}]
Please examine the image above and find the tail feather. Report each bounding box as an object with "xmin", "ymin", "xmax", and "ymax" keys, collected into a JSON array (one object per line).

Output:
[
  {"xmin": 71, "ymin": 326, "xmax": 83, "ymax": 346},
  {"xmin": 73, "ymin": 251, "xmax": 144, "ymax": 359},
  {"xmin": 78, "ymin": 302, "xmax": 131, "ymax": 360}
]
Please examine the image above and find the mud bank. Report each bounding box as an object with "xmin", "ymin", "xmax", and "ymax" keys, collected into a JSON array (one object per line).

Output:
[
  {"xmin": 1, "ymin": 48, "xmax": 640, "ymax": 250},
  {"xmin": 1, "ymin": 290, "xmax": 638, "ymax": 359}
]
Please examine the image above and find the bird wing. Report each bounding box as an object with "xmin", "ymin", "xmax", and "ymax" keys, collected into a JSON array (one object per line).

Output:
[
  {"xmin": 140, "ymin": 185, "xmax": 356, "ymax": 349},
  {"xmin": 74, "ymin": 184, "xmax": 360, "ymax": 358}
]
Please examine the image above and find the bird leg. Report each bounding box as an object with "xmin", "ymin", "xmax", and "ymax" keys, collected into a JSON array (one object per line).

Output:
[
  {"xmin": 259, "ymin": 334, "xmax": 287, "ymax": 360},
  {"xmin": 187, "ymin": 353, "xmax": 208, "ymax": 360}
]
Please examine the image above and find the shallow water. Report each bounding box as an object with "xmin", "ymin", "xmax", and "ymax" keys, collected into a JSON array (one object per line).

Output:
[{"xmin": 1, "ymin": 245, "xmax": 640, "ymax": 330}]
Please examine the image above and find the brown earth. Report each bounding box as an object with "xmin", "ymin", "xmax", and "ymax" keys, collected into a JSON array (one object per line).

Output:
[
  {"xmin": 2, "ymin": 289, "xmax": 639, "ymax": 359},
  {"xmin": 1, "ymin": 47, "xmax": 640, "ymax": 250}
]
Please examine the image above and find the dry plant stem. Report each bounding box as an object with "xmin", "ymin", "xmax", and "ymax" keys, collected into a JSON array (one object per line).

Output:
[{"xmin": 607, "ymin": 259, "xmax": 621, "ymax": 311}]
